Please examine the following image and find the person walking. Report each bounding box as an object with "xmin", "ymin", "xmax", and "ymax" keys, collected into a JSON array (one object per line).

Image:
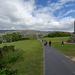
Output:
[
  {"xmin": 61, "ymin": 40, "xmax": 64, "ymax": 45},
  {"xmin": 46, "ymin": 41, "xmax": 47, "ymax": 46},
  {"xmin": 42, "ymin": 40, "xmax": 43, "ymax": 43},
  {"xmin": 49, "ymin": 41, "xmax": 51, "ymax": 46}
]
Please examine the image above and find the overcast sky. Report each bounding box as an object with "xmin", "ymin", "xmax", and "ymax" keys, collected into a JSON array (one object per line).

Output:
[{"xmin": 0, "ymin": 0, "xmax": 75, "ymax": 32}]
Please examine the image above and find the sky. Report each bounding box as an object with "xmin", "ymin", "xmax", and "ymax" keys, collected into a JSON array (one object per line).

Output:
[{"xmin": 0, "ymin": 0, "xmax": 75, "ymax": 32}]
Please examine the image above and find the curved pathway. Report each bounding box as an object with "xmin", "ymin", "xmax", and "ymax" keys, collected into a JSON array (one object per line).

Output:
[{"xmin": 44, "ymin": 44, "xmax": 75, "ymax": 75}]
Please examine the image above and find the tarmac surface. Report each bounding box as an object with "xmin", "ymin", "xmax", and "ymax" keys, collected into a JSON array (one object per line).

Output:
[{"xmin": 44, "ymin": 44, "xmax": 75, "ymax": 75}]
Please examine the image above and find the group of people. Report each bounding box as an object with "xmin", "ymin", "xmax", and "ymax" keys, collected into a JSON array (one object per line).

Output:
[
  {"xmin": 42, "ymin": 40, "xmax": 64, "ymax": 46},
  {"xmin": 42, "ymin": 40, "xmax": 52, "ymax": 46}
]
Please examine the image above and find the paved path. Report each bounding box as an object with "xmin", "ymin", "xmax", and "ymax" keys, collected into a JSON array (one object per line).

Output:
[{"xmin": 44, "ymin": 44, "xmax": 75, "ymax": 75}]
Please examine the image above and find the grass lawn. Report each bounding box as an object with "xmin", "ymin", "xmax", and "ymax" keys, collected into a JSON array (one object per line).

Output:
[
  {"xmin": 42, "ymin": 37, "xmax": 75, "ymax": 56},
  {"xmin": 0, "ymin": 39, "xmax": 44, "ymax": 75}
]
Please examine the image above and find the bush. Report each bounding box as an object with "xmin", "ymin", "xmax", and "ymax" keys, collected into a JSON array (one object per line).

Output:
[
  {"xmin": 0, "ymin": 45, "xmax": 24, "ymax": 70},
  {"xmin": 2, "ymin": 46, "xmax": 8, "ymax": 52},
  {"xmin": 21, "ymin": 37, "xmax": 30, "ymax": 40},
  {"xmin": 2, "ymin": 32, "xmax": 22, "ymax": 43},
  {"xmin": 45, "ymin": 32, "xmax": 71, "ymax": 38},
  {"xmin": 2, "ymin": 45, "xmax": 15, "ymax": 52},
  {"xmin": 7, "ymin": 45, "xmax": 15, "ymax": 52},
  {"xmin": 0, "ymin": 68, "xmax": 16, "ymax": 75},
  {"xmin": 0, "ymin": 58, "xmax": 8, "ymax": 69},
  {"xmin": 0, "ymin": 48, "xmax": 3, "ymax": 60},
  {"xmin": 0, "ymin": 40, "xmax": 2, "ymax": 44},
  {"xmin": 28, "ymin": 37, "xmax": 37, "ymax": 40},
  {"xmin": 0, "ymin": 49, "xmax": 23, "ymax": 69}
]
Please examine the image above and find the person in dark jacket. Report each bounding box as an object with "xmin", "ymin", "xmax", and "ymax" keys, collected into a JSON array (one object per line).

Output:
[
  {"xmin": 61, "ymin": 40, "xmax": 64, "ymax": 45},
  {"xmin": 46, "ymin": 41, "xmax": 47, "ymax": 46},
  {"xmin": 49, "ymin": 41, "xmax": 51, "ymax": 46}
]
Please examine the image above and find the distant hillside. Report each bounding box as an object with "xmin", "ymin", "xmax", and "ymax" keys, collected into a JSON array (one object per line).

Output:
[
  {"xmin": 16, "ymin": 30, "xmax": 49, "ymax": 36},
  {"xmin": 0, "ymin": 30, "xmax": 49, "ymax": 37},
  {"xmin": 0, "ymin": 30, "xmax": 16, "ymax": 34}
]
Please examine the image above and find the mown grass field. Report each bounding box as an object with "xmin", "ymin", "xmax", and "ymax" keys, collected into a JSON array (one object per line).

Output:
[
  {"xmin": 42, "ymin": 37, "xmax": 75, "ymax": 56},
  {"xmin": 0, "ymin": 39, "xmax": 44, "ymax": 75}
]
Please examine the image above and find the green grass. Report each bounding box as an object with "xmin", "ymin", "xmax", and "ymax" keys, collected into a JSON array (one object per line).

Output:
[
  {"xmin": 0, "ymin": 39, "xmax": 44, "ymax": 75},
  {"xmin": 43, "ymin": 37, "xmax": 75, "ymax": 56}
]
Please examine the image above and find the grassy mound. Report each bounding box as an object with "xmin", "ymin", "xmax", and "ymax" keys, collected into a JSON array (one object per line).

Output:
[{"xmin": 0, "ymin": 39, "xmax": 44, "ymax": 75}]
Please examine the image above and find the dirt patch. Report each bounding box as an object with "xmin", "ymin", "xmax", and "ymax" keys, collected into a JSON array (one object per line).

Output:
[
  {"xmin": 72, "ymin": 57, "xmax": 75, "ymax": 61},
  {"xmin": 67, "ymin": 56, "xmax": 74, "ymax": 59},
  {"xmin": 67, "ymin": 56, "xmax": 75, "ymax": 61},
  {"xmin": 64, "ymin": 42, "xmax": 75, "ymax": 44}
]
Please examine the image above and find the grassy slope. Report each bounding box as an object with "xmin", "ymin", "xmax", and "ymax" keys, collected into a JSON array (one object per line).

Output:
[
  {"xmin": 43, "ymin": 37, "xmax": 75, "ymax": 56},
  {"xmin": 0, "ymin": 39, "xmax": 44, "ymax": 75}
]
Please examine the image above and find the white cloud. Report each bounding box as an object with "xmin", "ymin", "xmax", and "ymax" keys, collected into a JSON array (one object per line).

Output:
[
  {"xmin": 63, "ymin": 10, "xmax": 75, "ymax": 17},
  {"xmin": 59, "ymin": 0, "xmax": 75, "ymax": 3},
  {"xmin": 0, "ymin": 0, "xmax": 75, "ymax": 32},
  {"xmin": 58, "ymin": 9, "xmax": 75, "ymax": 18}
]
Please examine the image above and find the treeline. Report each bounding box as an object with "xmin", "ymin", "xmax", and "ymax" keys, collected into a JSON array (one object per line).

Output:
[
  {"xmin": 44, "ymin": 32, "xmax": 71, "ymax": 38},
  {"xmin": 2, "ymin": 32, "xmax": 22, "ymax": 42},
  {"xmin": 1, "ymin": 32, "xmax": 29, "ymax": 43},
  {"xmin": 0, "ymin": 32, "xmax": 37, "ymax": 44}
]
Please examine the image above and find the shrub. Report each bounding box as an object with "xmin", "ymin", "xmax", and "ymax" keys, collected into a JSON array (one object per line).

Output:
[
  {"xmin": 0, "ymin": 49, "xmax": 24, "ymax": 69},
  {"xmin": 2, "ymin": 45, "xmax": 15, "ymax": 52},
  {"xmin": 21, "ymin": 37, "xmax": 30, "ymax": 40},
  {"xmin": 7, "ymin": 45, "xmax": 15, "ymax": 52},
  {"xmin": 0, "ymin": 48, "xmax": 3, "ymax": 59},
  {"xmin": 0, "ymin": 45, "xmax": 24, "ymax": 70},
  {"xmin": 0, "ymin": 40, "xmax": 2, "ymax": 44},
  {"xmin": 0, "ymin": 58, "xmax": 8, "ymax": 69},
  {"xmin": 2, "ymin": 46, "xmax": 8, "ymax": 52},
  {"xmin": 0, "ymin": 68, "xmax": 16, "ymax": 75},
  {"xmin": 2, "ymin": 32, "xmax": 22, "ymax": 43},
  {"xmin": 45, "ymin": 32, "xmax": 71, "ymax": 38},
  {"xmin": 28, "ymin": 37, "xmax": 37, "ymax": 40}
]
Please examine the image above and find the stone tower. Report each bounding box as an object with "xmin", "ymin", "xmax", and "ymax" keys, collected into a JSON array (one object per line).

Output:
[{"xmin": 74, "ymin": 21, "xmax": 75, "ymax": 34}]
